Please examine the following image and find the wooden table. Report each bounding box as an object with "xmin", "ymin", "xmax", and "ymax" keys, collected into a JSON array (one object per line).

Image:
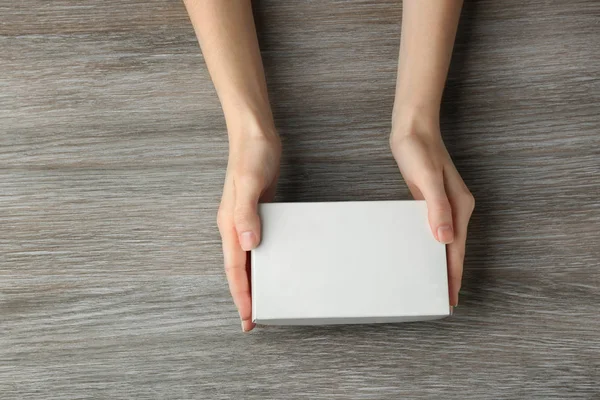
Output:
[{"xmin": 2, "ymin": 1, "xmax": 599, "ymax": 398}]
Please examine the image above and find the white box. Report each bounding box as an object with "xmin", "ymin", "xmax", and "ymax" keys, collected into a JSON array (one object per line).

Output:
[{"xmin": 251, "ymin": 200, "xmax": 450, "ymax": 325}]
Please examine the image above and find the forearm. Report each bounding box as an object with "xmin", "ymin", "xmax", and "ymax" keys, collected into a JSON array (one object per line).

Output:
[
  {"xmin": 393, "ymin": 0, "xmax": 463, "ymax": 128},
  {"xmin": 184, "ymin": 0, "xmax": 275, "ymax": 139}
]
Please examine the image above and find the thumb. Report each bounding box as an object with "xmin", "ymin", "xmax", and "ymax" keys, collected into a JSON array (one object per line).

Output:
[
  {"xmin": 233, "ymin": 175, "xmax": 263, "ymax": 251},
  {"xmin": 419, "ymin": 173, "xmax": 454, "ymax": 244}
]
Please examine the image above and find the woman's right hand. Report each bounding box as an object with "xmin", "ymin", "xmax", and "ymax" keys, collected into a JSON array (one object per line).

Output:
[
  {"xmin": 184, "ymin": 0, "xmax": 281, "ymax": 332},
  {"xmin": 217, "ymin": 129, "xmax": 281, "ymax": 333}
]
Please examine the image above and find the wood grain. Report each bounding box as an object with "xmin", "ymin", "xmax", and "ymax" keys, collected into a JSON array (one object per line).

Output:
[{"xmin": 1, "ymin": 0, "xmax": 599, "ymax": 398}]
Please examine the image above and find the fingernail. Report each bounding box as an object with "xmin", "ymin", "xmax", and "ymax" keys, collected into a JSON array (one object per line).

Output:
[
  {"xmin": 239, "ymin": 231, "xmax": 256, "ymax": 251},
  {"xmin": 241, "ymin": 320, "xmax": 247, "ymax": 332},
  {"xmin": 437, "ymin": 225, "xmax": 454, "ymax": 244},
  {"xmin": 449, "ymin": 306, "xmax": 454, "ymax": 316}
]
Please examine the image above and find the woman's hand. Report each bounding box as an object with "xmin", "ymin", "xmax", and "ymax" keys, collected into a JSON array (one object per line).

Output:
[
  {"xmin": 391, "ymin": 0, "xmax": 466, "ymax": 307},
  {"xmin": 390, "ymin": 115, "xmax": 474, "ymax": 307},
  {"xmin": 217, "ymin": 131, "xmax": 281, "ymax": 333},
  {"xmin": 184, "ymin": 0, "xmax": 280, "ymax": 331}
]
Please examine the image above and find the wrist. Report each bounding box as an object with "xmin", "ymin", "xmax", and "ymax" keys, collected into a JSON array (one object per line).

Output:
[
  {"xmin": 224, "ymin": 106, "xmax": 278, "ymax": 142},
  {"xmin": 391, "ymin": 104, "xmax": 441, "ymax": 139}
]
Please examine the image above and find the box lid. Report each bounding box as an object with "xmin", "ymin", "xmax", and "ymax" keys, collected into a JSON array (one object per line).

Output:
[{"xmin": 251, "ymin": 200, "xmax": 450, "ymax": 325}]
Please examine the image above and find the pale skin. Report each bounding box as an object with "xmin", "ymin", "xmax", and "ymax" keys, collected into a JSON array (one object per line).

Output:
[{"xmin": 184, "ymin": 0, "xmax": 474, "ymax": 332}]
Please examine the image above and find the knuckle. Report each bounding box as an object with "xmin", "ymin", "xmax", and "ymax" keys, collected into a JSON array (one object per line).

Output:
[
  {"xmin": 463, "ymin": 191, "xmax": 475, "ymax": 212},
  {"xmin": 230, "ymin": 287, "xmax": 249, "ymax": 298},
  {"xmin": 224, "ymin": 261, "xmax": 243, "ymax": 272},
  {"xmin": 216, "ymin": 206, "xmax": 227, "ymax": 228},
  {"xmin": 458, "ymin": 248, "xmax": 466, "ymax": 262},
  {"xmin": 453, "ymin": 247, "xmax": 466, "ymax": 264},
  {"xmin": 233, "ymin": 204, "xmax": 256, "ymax": 225}
]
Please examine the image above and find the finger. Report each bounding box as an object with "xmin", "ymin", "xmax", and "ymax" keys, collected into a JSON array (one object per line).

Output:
[
  {"xmin": 446, "ymin": 237, "xmax": 466, "ymax": 307},
  {"xmin": 416, "ymin": 171, "xmax": 454, "ymax": 244},
  {"xmin": 233, "ymin": 175, "xmax": 263, "ymax": 251},
  {"xmin": 444, "ymin": 167, "xmax": 475, "ymax": 306},
  {"xmin": 218, "ymin": 177, "xmax": 255, "ymax": 332},
  {"xmin": 243, "ymin": 250, "xmax": 254, "ymax": 333},
  {"xmin": 218, "ymin": 210, "xmax": 255, "ymax": 332}
]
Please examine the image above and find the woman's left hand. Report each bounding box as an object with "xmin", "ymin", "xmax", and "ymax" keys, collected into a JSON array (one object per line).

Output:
[{"xmin": 390, "ymin": 115, "xmax": 475, "ymax": 307}]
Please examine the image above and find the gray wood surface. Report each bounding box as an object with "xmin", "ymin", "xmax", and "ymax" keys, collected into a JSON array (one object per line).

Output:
[{"xmin": 1, "ymin": 0, "xmax": 599, "ymax": 398}]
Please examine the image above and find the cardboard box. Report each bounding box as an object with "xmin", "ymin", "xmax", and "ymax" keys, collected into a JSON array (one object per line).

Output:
[{"xmin": 251, "ymin": 200, "xmax": 450, "ymax": 325}]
